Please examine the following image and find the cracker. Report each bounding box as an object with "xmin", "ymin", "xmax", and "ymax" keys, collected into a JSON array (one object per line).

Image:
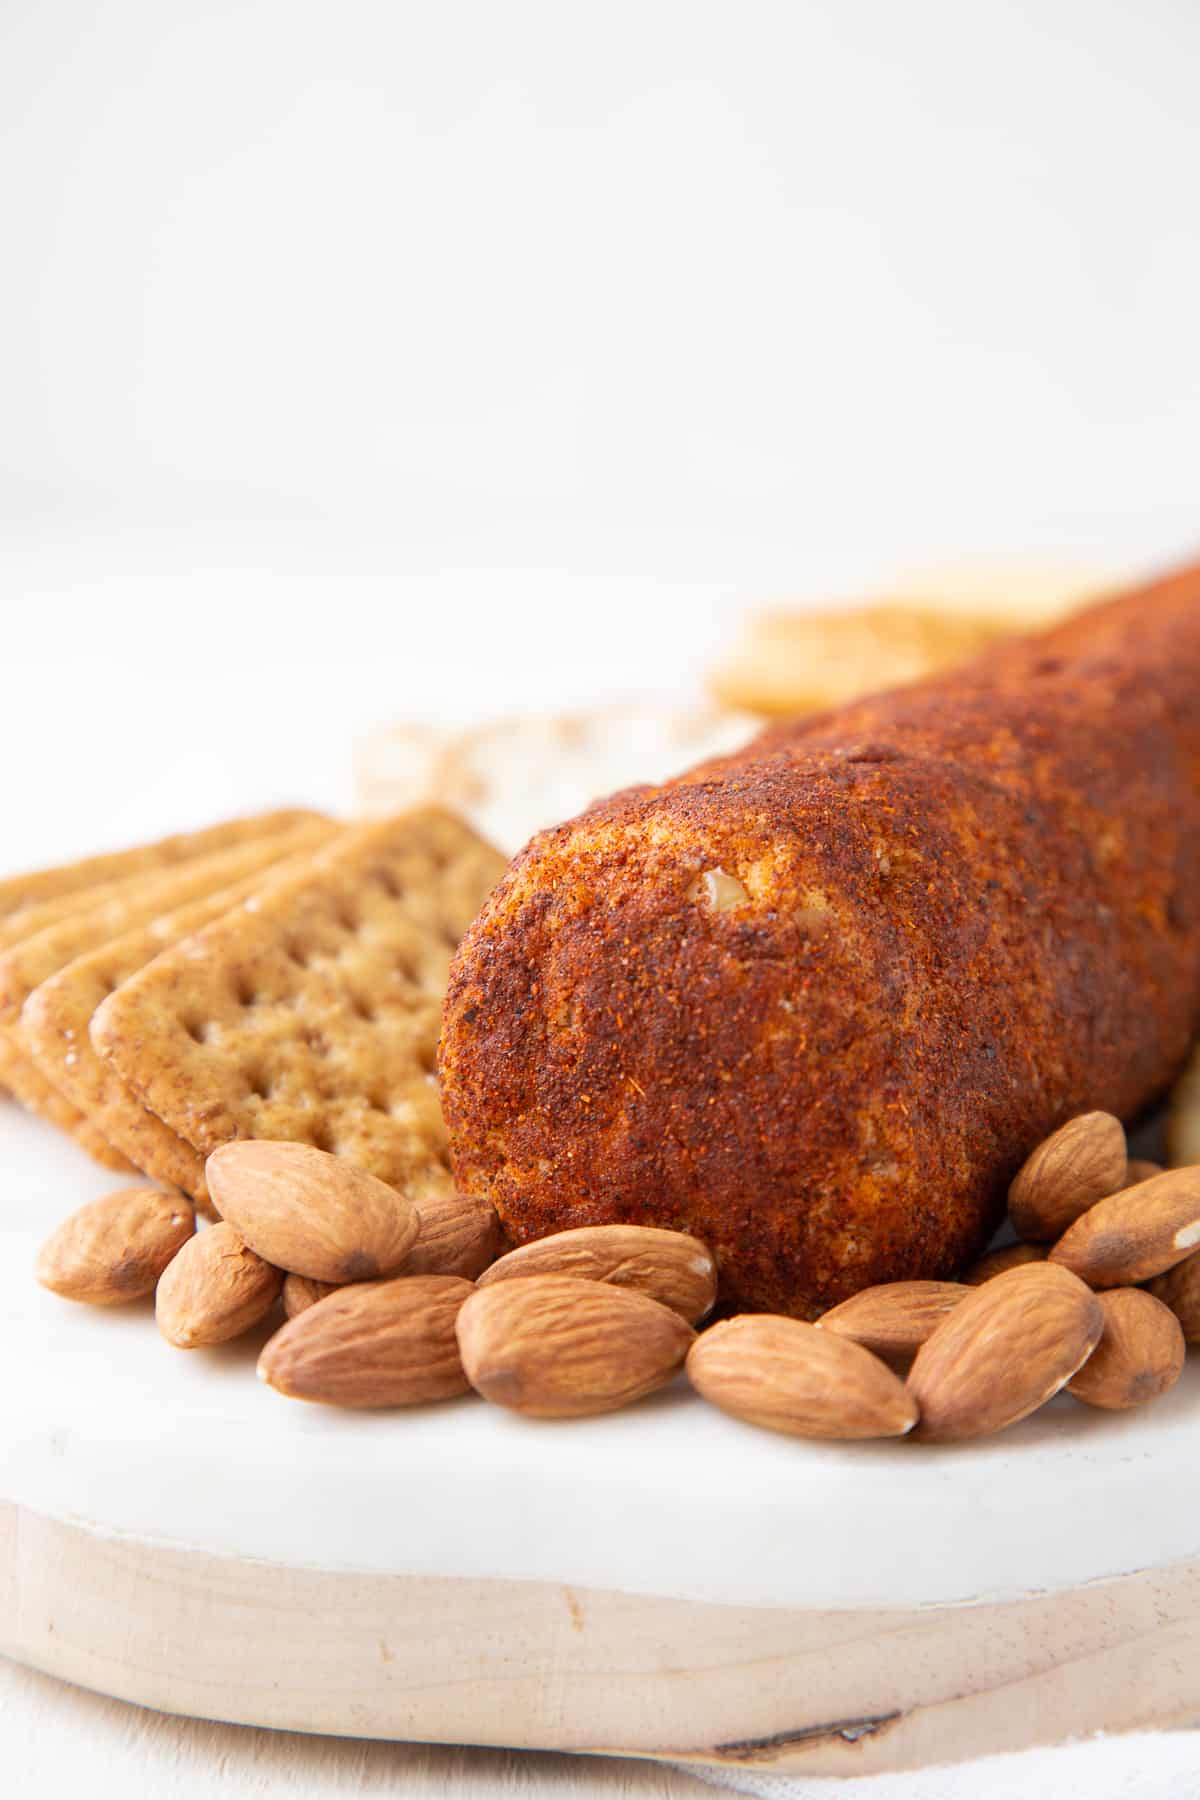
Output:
[
  {"xmin": 0, "ymin": 1034, "xmax": 136, "ymax": 1171},
  {"xmin": 20, "ymin": 844, "xmax": 342, "ymax": 1203},
  {"xmin": 707, "ymin": 603, "xmax": 1024, "ymax": 718},
  {"xmin": 0, "ymin": 817, "xmax": 336, "ymax": 1161},
  {"xmin": 91, "ymin": 811, "xmax": 505, "ymax": 1208},
  {"xmin": 20, "ymin": 870, "xmax": 307, "ymax": 1202},
  {"xmin": 0, "ymin": 818, "xmax": 337, "ymax": 1029},
  {"xmin": 0, "ymin": 809, "xmax": 321, "ymax": 926}
]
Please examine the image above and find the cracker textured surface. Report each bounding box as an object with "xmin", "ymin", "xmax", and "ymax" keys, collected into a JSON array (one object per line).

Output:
[
  {"xmin": 0, "ymin": 818, "xmax": 336, "ymax": 1029},
  {"xmin": 20, "ymin": 857, "xmax": 335, "ymax": 1202},
  {"xmin": 0, "ymin": 809, "xmax": 321, "ymax": 932},
  {"xmin": 91, "ymin": 811, "xmax": 505, "ymax": 1207},
  {"xmin": 0, "ymin": 816, "xmax": 335, "ymax": 1166}
]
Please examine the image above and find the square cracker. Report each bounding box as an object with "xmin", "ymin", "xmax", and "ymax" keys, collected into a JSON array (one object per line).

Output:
[
  {"xmin": 20, "ymin": 860, "xmax": 331, "ymax": 1205},
  {"xmin": 90, "ymin": 810, "xmax": 505, "ymax": 1210},
  {"xmin": 0, "ymin": 816, "xmax": 337, "ymax": 1161},
  {"xmin": 0, "ymin": 1044, "xmax": 137, "ymax": 1172},
  {"xmin": 0, "ymin": 809, "xmax": 321, "ymax": 928}
]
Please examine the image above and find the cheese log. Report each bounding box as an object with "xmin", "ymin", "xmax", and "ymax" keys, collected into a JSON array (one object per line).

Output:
[{"xmin": 439, "ymin": 565, "xmax": 1200, "ymax": 1319}]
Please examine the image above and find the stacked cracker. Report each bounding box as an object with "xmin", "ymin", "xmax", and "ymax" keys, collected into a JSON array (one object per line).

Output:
[{"xmin": 3, "ymin": 808, "xmax": 505, "ymax": 1212}]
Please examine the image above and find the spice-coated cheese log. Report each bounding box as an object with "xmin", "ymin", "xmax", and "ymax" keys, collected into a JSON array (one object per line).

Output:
[{"xmin": 440, "ymin": 566, "xmax": 1200, "ymax": 1318}]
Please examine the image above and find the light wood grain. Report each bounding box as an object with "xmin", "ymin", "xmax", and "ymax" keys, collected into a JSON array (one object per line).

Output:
[
  {"xmin": 5, "ymin": 1502, "xmax": 1200, "ymax": 1779},
  {"xmin": 0, "ymin": 1658, "xmax": 714, "ymax": 1799}
]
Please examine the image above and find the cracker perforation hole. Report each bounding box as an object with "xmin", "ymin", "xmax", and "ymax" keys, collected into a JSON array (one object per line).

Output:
[
  {"xmin": 373, "ymin": 866, "xmax": 402, "ymax": 900},
  {"xmin": 347, "ymin": 991, "xmax": 379, "ymax": 1024},
  {"xmin": 184, "ymin": 1017, "xmax": 218, "ymax": 1046},
  {"xmin": 308, "ymin": 1121, "xmax": 336, "ymax": 1155},
  {"xmin": 331, "ymin": 898, "xmax": 360, "ymax": 935},
  {"xmin": 233, "ymin": 972, "xmax": 267, "ymax": 1008},
  {"xmin": 286, "ymin": 940, "xmax": 314, "ymax": 970}
]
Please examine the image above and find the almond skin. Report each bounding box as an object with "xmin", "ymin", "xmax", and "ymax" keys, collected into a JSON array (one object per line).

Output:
[
  {"xmin": 1049, "ymin": 1167, "xmax": 1200, "ymax": 1287},
  {"xmin": 819, "ymin": 1281, "xmax": 971, "ymax": 1362},
  {"xmin": 475, "ymin": 1224, "xmax": 717, "ymax": 1324},
  {"xmin": 205, "ymin": 1140, "xmax": 420, "ymax": 1284},
  {"xmin": 259, "ymin": 1275, "xmax": 474, "ymax": 1407},
  {"xmin": 35, "ymin": 1187, "xmax": 195, "ymax": 1305},
  {"xmin": 399, "ymin": 1189, "xmax": 504, "ymax": 1280},
  {"xmin": 1125, "ymin": 1159, "xmax": 1164, "ymax": 1185},
  {"xmin": 962, "ymin": 1243, "xmax": 1048, "ymax": 1285},
  {"xmin": 156, "ymin": 1222, "xmax": 282, "ymax": 1348},
  {"xmin": 281, "ymin": 1273, "xmax": 337, "ymax": 1319},
  {"xmin": 1066, "ymin": 1288, "xmax": 1185, "ymax": 1411},
  {"xmin": 688, "ymin": 1315, "xmax": 917, "ymax": 1439},
  {"xmin": 1146, "ymin": 1251, "xmax": 1200, "ymax": 1341},
  {"xmin": 907, "ymin": 1262, "xmax": 1103, "ymax": 1442},
  {"xmin": 456, "ymin": 1275, "xmax": 694, "ymax": 1418},
  {"xmin": 1008, "ymin": 1112, "xmax": 1128, "ymax": 1242}
]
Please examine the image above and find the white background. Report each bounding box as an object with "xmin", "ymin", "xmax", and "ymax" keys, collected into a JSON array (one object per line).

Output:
[
  {"xmin": 1, "ymin": 9, "xmax": 1198, "ymax": 1792},
  {"xmin": 1, "ymin": 0, "xmax": 1198, "ymax": 869}
]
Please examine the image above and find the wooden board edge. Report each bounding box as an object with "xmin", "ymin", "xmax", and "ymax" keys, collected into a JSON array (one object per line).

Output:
[{"xmin": 3, "ymin": 1500, "xmax": 1199, "ymax": 1775}]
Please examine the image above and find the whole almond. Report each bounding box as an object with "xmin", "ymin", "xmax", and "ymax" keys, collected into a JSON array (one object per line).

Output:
[
  {"xmin": 688, "ymin": 1315, "xmax": 917, "ymax": 1439},
  {"xmin": 259, "ymin": 1275, "xmax": 474, "ymax": 1407},
  {"xmin": 282, "ymin": 1273, "xmax": 337, "ymax": 1319},
  {"xmin": 475, "ymin": 1224, "xmax": 717, "ymax": 1323},
  {"xmin": 1048, "ymin": 1167, "xmax": 1200, "ymax": 1287},
  {"xmin": 907, "ymin": 1262, "xmax": 1103, "ymax": 1442},
  {"xmin": 205, "ymin": 1140, "xmax": 420, "ymax": 1284},
  {"xmin": 962, "ymin": 1242, "xmax": 1048, "ymax": 1285},
  {"xmin": 456, "ymin": 1275, "xmax": 694, "ymax": 1418},
  {"xmin": 35, "ymin": 1187, "xmax": 195, "ymax": 1305},
  {"xmin": 1146, "ymin": 1251, "xmax": 1200, "ymax": 1341},
  {"xmin": 400, "ymin": 1189, "xmax": 504, "ymax": 1280},
  {"xmin": 156, "ymin": 1222, "xmax": 282, "ymax": 1348},
  {"xmin": 1066, "ymin": 1288, "xmax": 1185, "ymax": 1411},
  {"xmin": 1008, "ymin": 1112, "xmax": 1127, "ymax": 1242},
  {"xmin": 819, "ymin": 1281, "xmax": 971, "ymax": 1362}
]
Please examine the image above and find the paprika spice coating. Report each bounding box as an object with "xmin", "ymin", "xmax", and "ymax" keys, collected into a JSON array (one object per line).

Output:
[{"xmin": 439, "ymin": 565, "xmax": 1200, "ymax": 1318}]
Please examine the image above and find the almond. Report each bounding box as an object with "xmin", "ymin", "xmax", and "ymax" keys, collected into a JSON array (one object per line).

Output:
[
  {"xmin": 474, "ymin": 1223, "xmax": 717, "ymax": 1323},
  {"xmin": 1048, "ymin": 1167, "xmax": 1200, "ymax": 1287},
  {"xmin": 1007, "ymin": 1112, "xmax": 1127, "ymax": 1242},
  {"xmin": 35, "ymin": 1187, "xmax": 195, "ymax": 1305},
  {"xmin": 259, "ymin": 1275, "xmax": 474, "ymax": 1407},
  {"xmin": 962, "ymin": 1242, "xmax": 1048, "ymax": 1285},
  {"xmin": 907, "ymin": 1262, "xmax": 1103, "ymax": 1442},
  {"xmin": 156, "ymin": 1222, "xmax": 282, "ymax": 1347},
  {"xmin": 1146, "ymin": 1251, "xmax": 1200, "ymax": 1341},
  {"xmin": 1066, "ymin": 1288, "xmax": 1185, "ymax": 1411},
  {"xmin": 456, "ymin": 1275, "xmax": 694, "ymax": 1418},
  {"xmin": 281, "ymin": 1273, "xmax": 337, "ymax": 1319},
  {"xmin": 400, "ymin": 1189, "xmax": 504, "ymax": 1280},
  {"xmin": 205, "ymin": 1140, "xmax": 420, "ymax": 1284},
  {"xmin": 687, "ymin": 1315, "xmax": 917, "ymax": 1439},
  {"xmin": 1125, "ymin": 1159, "xmax": 1164, "ymax": 1185},
  {"xmin": 819, "ymin": 1281, "xmax": 971, "ymax": 1362}
]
